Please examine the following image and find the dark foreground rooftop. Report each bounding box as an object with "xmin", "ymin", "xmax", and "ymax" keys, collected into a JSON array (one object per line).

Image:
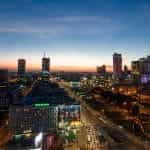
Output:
[{"xmin": 23, "ymin": 80, "xmax": 79, "ymax": 106}]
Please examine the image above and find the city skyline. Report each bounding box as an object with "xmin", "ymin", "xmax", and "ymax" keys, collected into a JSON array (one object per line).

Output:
[
  {"xmin": 0, "ymin": 1, "xmax": 150, "ymax": 149},
  {"xmin": 1, "ymin": 0, "xmax": 150, "ymax": 71},
  {"xmin": 1, "ymin": 53, "xmax": 149, "ymax": 72},
  {"xmin": 1, "ymin": 54, "xmax": 115, "ymax": 72}
]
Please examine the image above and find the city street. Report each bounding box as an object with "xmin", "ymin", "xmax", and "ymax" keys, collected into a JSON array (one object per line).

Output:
[
  {"xmin": 1, "ymin": 1, "xmax": 150, "ymax": 149},
  {"xmin": 58, "ymin": 81, "xmax": 148, "ymax": 150},
  {"xmin": 78, "ymin": 108, "xmax": 102, "ymax": 150},
  {"xmin": 0, "ymin": 79, "xmax": 149, "ymax": 150}
]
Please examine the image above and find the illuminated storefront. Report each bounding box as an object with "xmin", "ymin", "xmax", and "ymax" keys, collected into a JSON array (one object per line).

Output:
[{"xmin": 58, "ymin": 105, "xmax": 81, "ymax": 129}]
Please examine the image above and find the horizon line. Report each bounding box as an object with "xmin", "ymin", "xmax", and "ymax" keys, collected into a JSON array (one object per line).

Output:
[{"xmin": 0, "ymin": 65, "xmax": 113, "ymax": 72}]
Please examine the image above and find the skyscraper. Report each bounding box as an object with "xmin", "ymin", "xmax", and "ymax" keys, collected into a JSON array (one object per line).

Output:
[
  {"xmin": 132, "ymin": 56, "xmax": 150, "ymax": 74},
  {"xmin": 131, "ymin": 60, "xmax": 140, "ymax": 74},
  {"xmin": 42, "ymin": 56, "xmax": 50, "ymax": 72},
  {"xmin": 18, "ymin": 59, "xmax": 26, "ymax": 77},
  {"xmin": 113, "ymin": 53, "xmax": 122, "ymax": 78}
]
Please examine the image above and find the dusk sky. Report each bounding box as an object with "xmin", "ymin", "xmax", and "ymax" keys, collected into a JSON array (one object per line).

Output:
[{"xmin": 0, "ymin": 0, "xmax": 150, "ymax": 72}]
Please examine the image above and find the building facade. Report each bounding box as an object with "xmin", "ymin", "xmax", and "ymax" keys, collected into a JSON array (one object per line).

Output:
[
  {"xmin": 9, "ymin": 104, "xmax": 81, "ymax": 135},
  {"xmin": 42, "ymin": 57, "xmax": 50, "ymax": 72},
  {"xmin": 9, "ymin": 80, "xmax": 81, "ymax": 136},
  {"xmin": 113, "ymin": 53, "xmax": 122, "ymax": 79},
  {"xmin": 131, "ymin": 61, "xmax": 140, "ymax": 74},
  {"xmin": 18, "ymin": 59, "xmax": 26, "ymax": 77},
  {"xmin": 0, "ymin": 85, "xmax": 9, "ymax": 109},
  {"xmin": 9, "ymin": 104, "xmax": 58, "ymax": 135},
  {"xmin": 132, "ymin": 56, "xmax": 150, "ymax": 75}
]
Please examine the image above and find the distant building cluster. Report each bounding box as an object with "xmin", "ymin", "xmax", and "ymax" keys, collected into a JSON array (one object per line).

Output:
[
  {"xmin": 17, "ymin": 54, "xmax": 50, "ymax": 78},
  {"xmin": 0, "ymin": 51, "xmax": 150, "ymax": 149},
  {"xmin": 131, "ymin": 56, "xmax": 150, "ymax": 74},
  {"xmin": 0, "ymin": 54, "xmax": 51, "ymax": 119},
  {"xmin": 96, "ymin": 65, "xmax": 106, "ymax": 76}
]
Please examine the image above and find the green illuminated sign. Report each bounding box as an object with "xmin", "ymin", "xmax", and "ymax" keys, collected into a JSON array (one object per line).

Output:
[{"xmin": 34, "ymin": 103, "xmax": 49, "ymax": 107}]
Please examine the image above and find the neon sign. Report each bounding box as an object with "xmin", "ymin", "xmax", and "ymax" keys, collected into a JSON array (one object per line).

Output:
[{"xmin": 34, "ymin": 103, "xmax": 49, "ymax": 107}]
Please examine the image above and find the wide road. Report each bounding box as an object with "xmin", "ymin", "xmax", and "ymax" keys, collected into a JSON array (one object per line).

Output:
[
  {"xmin": 81, "ymin": 102, "xmax": 147, "ymax": 150},
  {"xmin": 58, "ymin": 81, "xmax": 148, "ymax": 150},
  {"xmin": 79, "ymin": 105, "xmax": 108, "ymax": 150}
]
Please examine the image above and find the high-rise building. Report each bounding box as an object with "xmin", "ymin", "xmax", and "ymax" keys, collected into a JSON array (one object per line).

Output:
[
  {"xmin": 0, "ymin": 69, "xmax": 8, "ymax": 83},
  {"xmin": 132, "ymin": 56, "xmax": 150, "ymax": 84},
  {"xmin": 42, "ymin": 57, "xmax": 50, "ymax": 72},
  {"xmin": 131, "ymin": 60, "xmax": 140, "ymax": 74},
  {"xmin": 113, "ymin": 53, "xmax": 122, "ymax": 78},
  {"xmin": 131, "ymin": 56, "xmax": 150, "ymax": 74},
  {"xmin": 97, "ymin": 65, "xmax": 106, "ymax": 75},
  {"xmin": 18, "ymin": 59, "xmax": 26, "ymax": 77},
  {"xmin": 139, "ymin": 57, "xmax": 150, "ymax": 74}
]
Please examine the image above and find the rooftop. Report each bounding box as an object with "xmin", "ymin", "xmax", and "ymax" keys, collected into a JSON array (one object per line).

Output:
[{"xmin": 24, "ymin": 80, "xmax": 79, "ymax": 106}]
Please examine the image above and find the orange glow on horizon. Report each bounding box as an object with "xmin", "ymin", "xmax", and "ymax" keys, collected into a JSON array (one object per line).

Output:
[{"xmin": 0, "ymin": 63, "xmax": 113, "ymax": 72}]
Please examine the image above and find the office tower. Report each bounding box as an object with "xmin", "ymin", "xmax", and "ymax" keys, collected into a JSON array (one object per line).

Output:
[
  {"xmin": 113, "ymin": 53, "xmax": 122, "ymax": 78},
  {"xmin": 132, "ymin": 56, "xmax": 150, "ymax": 74},
  {"xmin": 41, "ymin": 54, "xmax": 50, "ymax": 80},
  {"xmin": 132, "ymin": 56, "xmax": 150, "ymax": 84},
  {"xmin": 0, "ymin": 69, "xmax": 8, "ymax": 83},
  {"xmin": 139, "ymin": 56, "xmax": 150, "ymax": 74},
  {"xmin": 42, "ymin": 56, "xmax": 50, "ymax": 72},
  {"xmin": 131, "ymin": 61, "xmax": 140, "ymax": 74},
  {"xmin": 97, "ymin": 65, "xmax": 106, "ymax": 75},
  {"xmin": 18, "ymin": 59, "xmax": 26, "ymax": 77}
]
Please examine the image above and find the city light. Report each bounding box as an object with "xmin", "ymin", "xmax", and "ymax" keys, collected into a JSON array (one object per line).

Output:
[
  {"xmin": 34, "ymin": 103, "xmax": 49, "ymax": 107},
  {"xmin": 1, "ymin": 1, "xmax": 150, "ymax": 150},
  {"xmin": 30, "ymin": 148, "xmax": 41, "ymax": 150},
  {"xmin": 35, "ymin": 132, "xmax": 43, "ymax": 147}
]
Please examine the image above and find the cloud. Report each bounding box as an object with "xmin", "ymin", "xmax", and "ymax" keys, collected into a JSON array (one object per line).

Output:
[
  {"xmin": 47, "ymin": 16, "xmax": 111, "ymax": 23},
  {"xmin": 0, "ymin": 25, "xmax": 66, "ymax": 35},
  {"xmin": 0, "ymin": 15, "xmax": 122, "ymax": 37}
]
